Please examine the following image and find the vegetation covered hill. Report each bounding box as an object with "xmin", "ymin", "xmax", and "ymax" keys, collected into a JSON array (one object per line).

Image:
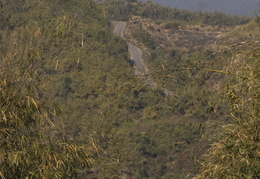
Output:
[
  {"xmin": 0, "ymin": 0, "xmax": 259, "ymax": 178},
  {"xmin": 101, "ymin": 0, "xmax": 250, "ymax": 26},
  {"xmin": 100, "ymin": 0, "xmax": 260, "ymax": 178}
]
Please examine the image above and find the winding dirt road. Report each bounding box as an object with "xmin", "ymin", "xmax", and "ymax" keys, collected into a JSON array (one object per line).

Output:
[
  {"xmin": 112, "ymin": 21, "xmax": 175, "ymax": 96},
  {"xmin": 112, "ymin": 21, "xmax": 157, "ymax": 87}
]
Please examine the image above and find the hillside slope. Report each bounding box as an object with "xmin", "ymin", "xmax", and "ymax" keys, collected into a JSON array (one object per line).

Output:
[
  {"xmin": 100, "ymin": 1, "xmax": 260, "ymax": 178},
  {"xmin": 1, "ymin": 0, "xmax": 259, "ymax": 178}
]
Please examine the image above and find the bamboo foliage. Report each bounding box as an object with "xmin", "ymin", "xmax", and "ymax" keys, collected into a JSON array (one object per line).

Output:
[
  {"xmin": 0, "ymin": 51, "xmax": 93, "ymax": 178},
  {"xmin": 1, "ymin": 0, "xmax": 259, "ymax": 178},
  {"xmin": 55, "ymin": 16, "xmax": 72, "ymax": 39},
  {"xmin": 0, "ymin": 1, "xmax": 95, "ymax": 178},
  {"xmin": 194, "ymin": 42, "xmax": 260, "ymax": 179}
]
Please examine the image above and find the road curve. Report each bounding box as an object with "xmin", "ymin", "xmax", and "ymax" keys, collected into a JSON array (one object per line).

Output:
[
  {"xmin": 112, "ymin": 21, "xmax": 176, "ymax": 96},
  {"xmin": 113, "ymin": 21, "xmax": 126, "ymax": 38},
  {"xmin": 112, "ymin": 21, "xmax": 158, "ymax": 88}
]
